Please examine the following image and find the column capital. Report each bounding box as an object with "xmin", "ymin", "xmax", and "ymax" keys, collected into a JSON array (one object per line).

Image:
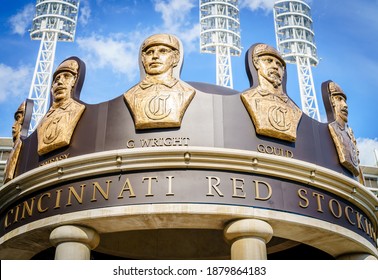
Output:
[
  {"xmin": 50, "ymin": 225, "xmax": 100, "ymax": 250},
  {"xmin": 224, "ymin": 218, "xmax": 273, "ymax": 244}
]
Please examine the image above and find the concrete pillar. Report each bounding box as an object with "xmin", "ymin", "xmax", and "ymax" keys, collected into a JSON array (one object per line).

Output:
[
  {"xmin": 49, "ymin": 225, "xmax": 100, "ymax": 260},
  {"xmin": 337, "ymin": 253, "xmax": 378, "ymax": 260},
  {"xmin": 224, "ymin": 219, "xmax": 273, "ymax": 260}
]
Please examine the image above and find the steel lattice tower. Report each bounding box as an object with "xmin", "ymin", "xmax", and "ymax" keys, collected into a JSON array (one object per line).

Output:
[
  {"xmin": 273, "ymin": 0, "xmax": 320, "ymax": 121},
  {"xmin": 28, "ymin": 0, "xmax": 80, "ymax": 133},
  {"xmin": 200, "ymin": 0, "xmax": 241, "ymax": 89}
]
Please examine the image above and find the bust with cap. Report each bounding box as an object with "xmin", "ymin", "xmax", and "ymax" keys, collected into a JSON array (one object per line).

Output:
[
  {"xmin": 325, "ymin": 81, "xmax": 360, "ymax": 176},
  {"xmin": 37, "ymin": 58, "xmax": 86, "ymax": 156},
  {"xmin": 241, "ymin": 43, "xmax": 302, "ymax": 142},
  {"xmin": 124, "ymin": 33, "xmax": 195, "ymax": 129},
  {"xmin": 4, "ymin": 101, "xmax": 26, "ymax": 183}
]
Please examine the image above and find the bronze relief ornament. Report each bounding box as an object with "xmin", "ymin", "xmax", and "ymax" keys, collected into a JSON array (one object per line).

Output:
[
  {"xmin": 322, "ymin": 81, "xmax": 360, "ymax": 177},
  {"xmin": 240, "ymin": 43, "xmax": 302, "ymax": 142},
  {"xmin": 124, "ymin": 34, "xmax": 196, "ymax": 129},
  {"xmin": 37, "ymin": 57, "xmax": 86, "ymax": 156},
  {"xmin": 3, "ymin": 99, "xmax": 33, "ymax": 183}
]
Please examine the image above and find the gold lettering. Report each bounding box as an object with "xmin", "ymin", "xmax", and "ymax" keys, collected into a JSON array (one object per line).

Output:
[
  {"xmin": 286, "ymin": 150, "xmax": 294, "ymax": 158},
  {"xmin": 91, "ymin": 180, "xmax": 111, "ymax": 202},
  {"xmin": 206, "ymin": 176, "xmax": 224, "ymax": 197},
  {"xmin": 54, "ymin": 189, "xmax": 63, "ymax": 209},
  {"xmin": 182, "ymin": 137, "xmax": 190, "ymax": 146},
  {"xmin": 254, "ymin": 180, "xmax": 272, "ymax": 201},
  {"xmin": 329, "ymin": 199, "xmax": 342, "ymax": 218},
  {"xmin": 39, "ymin": 153, "xmax": 70, "ymax": 166},
  {"xmin": 127, "ymin": 139, "xmax": 135, "ymax": 148},
  {"xmin": 257, "ymin": 144, "xmax": 265, "ymax": 153},
  {"xmin": 4, "ymin": 209, "xmax": 13, "ymax": 228},
  {"xmin": 164, "ymin": 137, "xmax": 173, "ymax": 146},
  {"xmin": 364, "ymin": 218, "xmax": 370, "ymax": 236},
  {"xmin": 355, "ymin": 211, "xmax": 366, "ymax": 232},
  {"xmin": 265, "ymin": 145, "xmax": 274, "ymax": 154},
  {"xmin": 370, "ymin": 224, "xmax": 377, "ymax": 240},
  {"xmin": 298, "ymin": 189, "xmax": 309, "ymax": 208},
  {"xmin": 345, "ymin": 206, "xmax": 355, "ymax": 225},
  {"xmin": 140, "ymin": 139, "xmax": 151, "ymax": 147},
  {"xmin": 231, "ymin": 178, "xmax": 246, "ymax": 198},
  {"xmin": 21, "ymin": 198, "xmax": 35, "ymax": 220},
  {"xmin": 153, "ymin": 138, "xmax": 160, "ymax": 146},
  {"xmin": 173, "ymin": 137, "xmax": 182, "ymax": 146},
  {"xmin": 166, "ymin": 176, "xmax": 174, "ymax": 196},
  {"xmin": 274, "ymin": 147, "xmax": 283, "ymax": 156},
  {"xmin": 257, "ymin": 144, "xmax": 294, "ymax": 158},
  {"xmin": 66, "ymin": 184, "xmax": 86, "ymax": 206},
  {"xmin": 137, "ymin": 137, "xmax": 189, "ymax": 148},
  {"xmin": 13, "ymin": 205, "xmax": 20, "ymax": 223},
  {"xmin": 118, "ymin": 178, "xmax": 136, "ymax": 198},
  {"xmin": 143, "ymin": 177, "xmax": 158, "ymax": 197},
  {"xmin": 37, "ymin": 193, "xmax": 51, "ymax": 213},
  {"xmin": 312, "ymin": 192, "xmax": 324, "ymax": 213}
]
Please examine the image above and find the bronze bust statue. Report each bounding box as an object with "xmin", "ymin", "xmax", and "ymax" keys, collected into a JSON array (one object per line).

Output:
[
  {"xmin": 241, "ymin": 43, "xmax": 302, "ymax": 142},
  {"xmin": 4, "ymin": 99, "xmax": 33, "ymax": 183},
  {"xmin": 322, "ymin": 81, "xmax": 360, "ymax": 176},
  {"xmin": 4, "ymin": 102, "xmax": 26, "ymax": 183},
  {"xmin": 37, "ymin": 58, "xmax": 86, "ymax": 156},
  {"xmin": 124, "ymin": 33, "xmax": 195, "ymax": 129}
]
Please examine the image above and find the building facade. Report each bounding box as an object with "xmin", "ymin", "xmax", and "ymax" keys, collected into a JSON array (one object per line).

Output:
[
  {"xmin": 361, "ymin": 163, "xmax": 378, "ymax": 198},
  {"xmin": 0, "ymin": 37, "xmax": 377, "ymax": 260},
  {"xmin": 0, "ymin": 138, "xmax": 12, "ymax": 186}
]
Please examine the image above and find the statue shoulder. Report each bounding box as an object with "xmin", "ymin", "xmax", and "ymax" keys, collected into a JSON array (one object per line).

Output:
[
  {"xmin": 176, "ymin": 80, "xmax": 196, "ymax": 95},
  {"xmin": 70, "ymin": 99, "xmax": 85, "ymax": 110},
  {"xmin": 123, "ymin": 84, "xmax": 141, "ymax": 103},
  {"xmin": 241, "ymin": 87, "xmax": 259, "ymax": 103}
]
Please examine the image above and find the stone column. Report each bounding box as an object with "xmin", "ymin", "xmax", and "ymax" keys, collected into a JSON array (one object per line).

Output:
[
  {"xmin": 337, "ymin": 253, "xmax": 378, "ymax": 260},
  {"xmin": 49, "ymin": 225, "xmax": 100, "ymax": 260},
  {"xmin": 224, "ymin": 219, "xmax": 273, "ymax": 260}
]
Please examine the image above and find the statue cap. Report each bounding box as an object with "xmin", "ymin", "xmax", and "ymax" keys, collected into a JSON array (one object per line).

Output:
[
  {"xmin": 14, "ymin": 101, "xmax": 26, "ymax": 120},
  {"xmin": 53, "ymin": 59, "xmax": 79, "ymax": 79},
  {"xmin": 141, "ymin": 34, "xmax": 179, "ymax": 52},
  {"xmin": 328, "ymin": 81, "xmax": 347, "ymax": 100},
  {"xmin": 253, "ymin": 43, "xmax": 286, "ymax": 67}
]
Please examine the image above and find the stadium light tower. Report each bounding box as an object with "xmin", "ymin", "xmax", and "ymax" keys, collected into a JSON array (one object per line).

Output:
[
  {"xmin": 273, "ymin": 0, "xmax": 320, "ymax": 121},
  {"xmin": 200, "ymin": 0, "xmax": 241, "ymax": 89},
  {"xmin": 28, "ymin": 0, "xmax": 80, "ymax": 133}
]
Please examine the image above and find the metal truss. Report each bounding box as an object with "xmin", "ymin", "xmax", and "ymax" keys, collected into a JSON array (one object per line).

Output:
[
  {"xmin": 200, "ymin": 0, "xmax": 241, "ymax": 89},
  {"xmin": 296, "ymin": 56, "xmax": 320, "ymax": 121},
  {"xmin": 274, "ymin": 0, "xmax": 321, "ymax": 121},
  {"xmin": 28, "ymin": 0, "xmax": 80, "ymax": 134},
  {"xmin": 216, "ymin": 45, "xmax": 233, "ymax": 88},
  {"xmin": 28, "ymin": 32, "xmax": 58, "ymax": 133}
]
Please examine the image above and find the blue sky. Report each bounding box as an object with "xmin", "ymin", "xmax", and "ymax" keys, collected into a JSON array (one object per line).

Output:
[{"xmin": 1, "ymin": 0, "xmax": 378, "ymax": 165}]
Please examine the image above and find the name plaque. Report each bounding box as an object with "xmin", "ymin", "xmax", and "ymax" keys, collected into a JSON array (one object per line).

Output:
[{"xmin": 1, "ymin": 169, "xmax": 376, "ymax": 246}]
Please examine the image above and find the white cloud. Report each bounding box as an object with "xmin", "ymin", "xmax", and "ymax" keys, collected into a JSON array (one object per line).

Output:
[
  {"xmin": 153, "ymin": 0, "xmax": 199, "ymax": 53},
  {"xmin": 0, "ymin": 64, "xmax": 33, "ymax": 103},
  {"xmin": 239, "ymin": 0, "xmax": 276, "ymax": 12},
  {"xmin": 357, "ymin": 138, "xmax": 378, "ymax": 166},
  {"xmin": 79, "ymin": 0, "xmax": 91, "ymax": 26},
  {"xmin": 154, "ymin": 0, "xmax": 196, "ymax": 28},
  {"xmin": 8, "ymin": 4, "xmax": 35, "ymax": 36},
  {"xmin": 76, "ymin": 33, "xmax": 142, "ymax": 82},
  {"xmin": 76, "ymin": 1, "xmax": 200, "ymax": 79}
]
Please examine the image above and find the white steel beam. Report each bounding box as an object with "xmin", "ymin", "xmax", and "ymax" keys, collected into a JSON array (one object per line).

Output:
[
  {"xmin": 200, "ymin": 0, "xmax": 241, "ymax": 89},
  {"xmin": 274, "ymin": 0, "xmax": 320, "ymax": 121},
  {"xmin": 216, "ymin": 45, "xmax": 233, "ymax": 88},
  {"xmin": 296, "ymin": 56, "xmax": 320, "ymax": 121},
  {"xmin": 28, "ymin": 31, "xmax": 58, "ymax": 133}
]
